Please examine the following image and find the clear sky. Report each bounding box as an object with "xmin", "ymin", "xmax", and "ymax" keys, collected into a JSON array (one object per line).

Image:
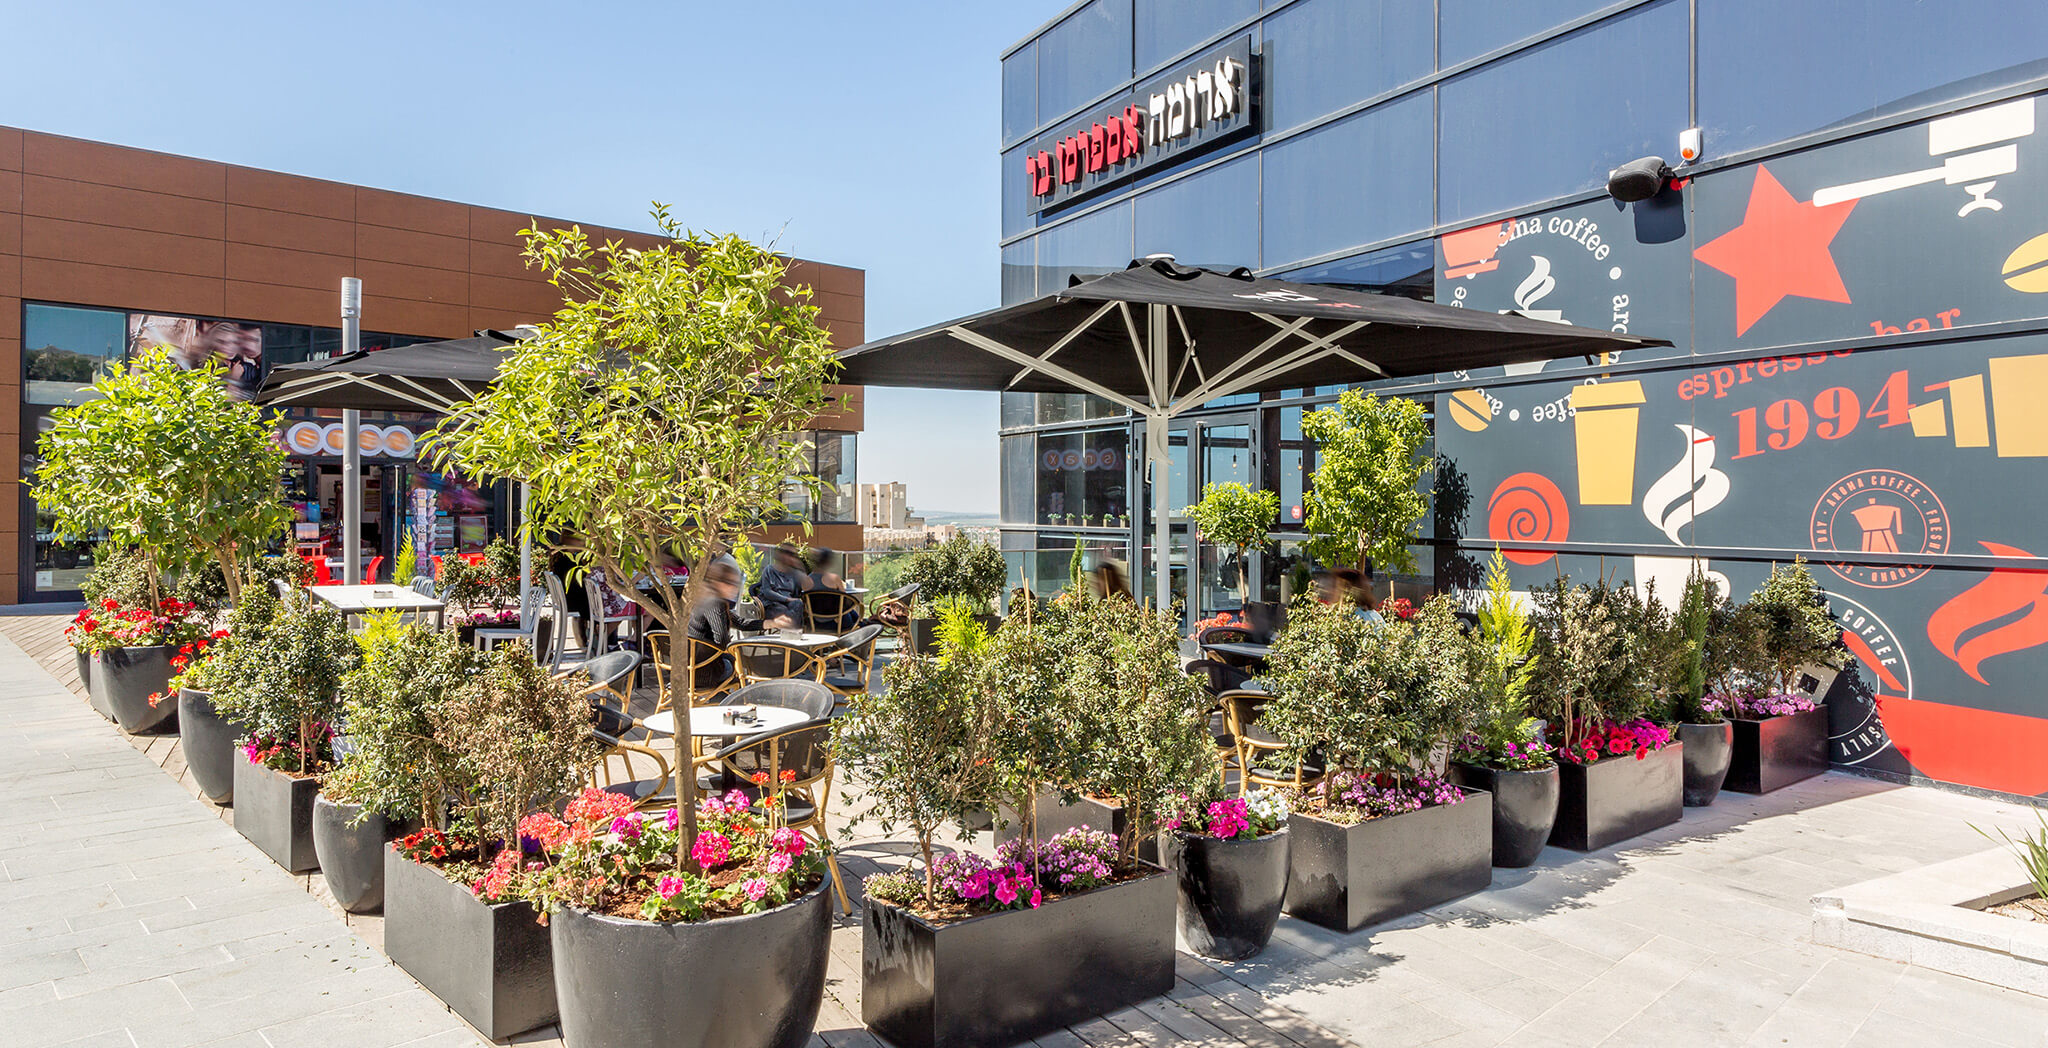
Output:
[{"xmin": 1, "ymin": 1, "xmax": 1061, "ymax": 515}]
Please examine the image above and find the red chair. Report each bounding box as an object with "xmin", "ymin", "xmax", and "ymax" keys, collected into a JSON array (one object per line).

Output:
[
  {"xmin": 430, "ymin": 554, "xmax": 444, "ymax": 578},
  {"xmin": 364, "ymin": 555, "xmax": 385, "ymax": 584},
  {"xmin": 461, "ymin": 552, "xmax": 486, "ymax": 566},
  {"xmin": 303, "ymin": 556, "xmax": 334, "ymax": 585}
]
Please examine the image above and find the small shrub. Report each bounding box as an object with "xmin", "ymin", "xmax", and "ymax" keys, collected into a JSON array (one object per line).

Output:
[
  {"xmin": 903, "ymin": 533, "xmax": 1007, "ymax": 612},
  {"xmin": 435, "ymin": 643, "xmax": 600, "ymax": 852}
]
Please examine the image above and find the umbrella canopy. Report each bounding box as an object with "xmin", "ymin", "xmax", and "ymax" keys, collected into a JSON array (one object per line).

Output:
[
  {"xmin": 253, "ymin": 330, "xmax": 526, "ymax": 413},
  {"xmin": 835, "ymin": 257, "xmax": 1673, "ymax": 611}
]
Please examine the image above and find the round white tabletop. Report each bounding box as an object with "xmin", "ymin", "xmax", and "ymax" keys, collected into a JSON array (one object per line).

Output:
[
  {"xmin": 642, "ymin": 705, "xmax": 809, "ymax": 738},
  {"xmin": 733, "ymin": 632, "xmax": 840, "ymax": 649}
]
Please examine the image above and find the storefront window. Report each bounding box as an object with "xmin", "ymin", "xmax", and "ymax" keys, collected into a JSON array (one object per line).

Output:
[
  {"xmin": 1135, "ymin": 0, "xmax": 1254, "ymax": 72},
  {"xmin": 1001, "ymin": 434, "xmax": 1036, "ymax": 523},
  {"xmin": 1262, "ymin": 92, "xmax": 1433, "ymax": 269},
  {"xmin": 23, "ymin": 406, "xmax": 98, "ymax": 596},
  {"xmin": 1277, "ymin": 239, "xmax": 1436, "ymax": 300},
  {"xmin": 1035, "ymin": 428, "xmax": 1130, "ymax": 526},
  {"xmin": 812, "ymin": 431, "xmax": 857, "ymax": 523},
  {"xmin": 1037, "ymin": 0, "xmax": 1134, "ymax": 123},
  {"xmin": 1262, "ymin": 0, "xmax": 1431, "ymax": 133},
  {"xmin": 1133, "ymin": 153, "xmax": 1259, "ymax": 271},
  {"xmin": 1438, "ymin": 0, "xmax": 1686, "ymax": 224},
  {"xmin": 1003, "ymin": 143, "xmax": 1035, "ymax": 240},
  {"xmin": 1700, "ymin": 0, "xmax": 2048, "ymax": 155},
  {"xmin": 1438, "ymin": 0, "xmax": 1610, "ymax": 67},
  {"xmin": 23, "ymin": 304, "xmax": 126, "ymax": 406},
  {"xmin": 1036, "ymin": 201, "xmax": 1133, "ymax": 292},
  {"xmin": 1037, "ymin": 393, "xmax": 1126, "ymax": 425},
  {"xmin": 1002, "ymin": 39, "xmax": 1037, "ymax": 143}
]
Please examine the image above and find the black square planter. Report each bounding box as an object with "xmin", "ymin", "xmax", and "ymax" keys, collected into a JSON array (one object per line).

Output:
[
  {"xmin": 1281, "ymin": 791, "xmax": 1493, "ymax": 932},
  {"xmin": 1725, "ymin": 706, "xmax": 1829, "ymax": 794},
  {"xmin": 384, "ymin": 845, "xmax": 558, "ymax": 1040},
  {"xmin": 863, "ymin": 864, "xmax": 1175, "ymax": 1048},
  {"xmin": 1549, "ymin": 743, "xmax": 1683, "ymax": 851},
  {"xmin": 232, "ymin": 759, "xmax": 319, "ymax": 872}
]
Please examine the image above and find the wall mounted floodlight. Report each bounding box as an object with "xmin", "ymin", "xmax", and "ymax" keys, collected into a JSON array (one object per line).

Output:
[{"xmin": 1607, "ymin": 156, "xmax": 1674, "ymax": 203}]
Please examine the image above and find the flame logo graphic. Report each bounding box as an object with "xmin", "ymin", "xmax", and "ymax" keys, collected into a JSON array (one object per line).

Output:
[
  {"xmin": 1639, "ymin": 424, "xmax": 1731, "ymax": 545},
  {"xmin": 1926, "ymin": 541, "xmax": 2048, "ymax": 685},
  {"xmin": 1513, "ymin": 256, "xmax": 1556, "ymax": 311},
  {"xmin": 1487, "ymin": 472, "xmax": 1570, "ymax": 566}
]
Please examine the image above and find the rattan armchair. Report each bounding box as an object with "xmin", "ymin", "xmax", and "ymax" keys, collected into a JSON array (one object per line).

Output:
[
  {"xmin": 1220, "ymin": 689, "xmax": 1324, "ymax": 794},
  {"xmin": 689, "ymin": 719, "xmax": 848, "ymax": 913},
  {"xmin": 802, "ymin": 589, "xmax": 863, "ymax": 635},
  {"xmin": 733, "ymin": 639, "xmax": 828, "ymax": 685}
]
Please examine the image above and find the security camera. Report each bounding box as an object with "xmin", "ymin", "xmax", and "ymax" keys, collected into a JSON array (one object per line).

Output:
[{"xmin": 1607, "ymin": 156, "xmax": 1673, "ymax": 203}]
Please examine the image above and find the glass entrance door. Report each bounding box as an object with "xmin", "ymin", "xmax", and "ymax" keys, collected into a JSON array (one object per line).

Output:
[{"xmin": 1136, "ymin": 413, "xmax": 1257, "ymax": 623}]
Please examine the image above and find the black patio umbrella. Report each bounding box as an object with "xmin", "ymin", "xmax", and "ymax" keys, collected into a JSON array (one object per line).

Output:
[
  {"xmin": 254, "ymin": 329, "xmax": 527, "ymax": 414},
  {"xmin": 834, "ymin": 257, "xmax": 1670, "ymax": 609}
]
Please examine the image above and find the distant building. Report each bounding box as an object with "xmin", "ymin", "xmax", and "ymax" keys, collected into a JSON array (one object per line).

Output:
[{"xmin": 856, "ymin": 482, "xmax": 911, "ymax": 530}]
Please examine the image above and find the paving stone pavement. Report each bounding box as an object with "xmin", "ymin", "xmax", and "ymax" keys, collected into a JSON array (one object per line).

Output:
[{"xmin": 5, "ymin": 609, "xmax": 2048, "ymax": 1047}]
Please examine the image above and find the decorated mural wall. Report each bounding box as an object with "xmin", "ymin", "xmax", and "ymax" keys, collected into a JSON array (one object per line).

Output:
[{"xmin": 1434, "ymin": 89, "xmax": 2048, "ymax": 798}]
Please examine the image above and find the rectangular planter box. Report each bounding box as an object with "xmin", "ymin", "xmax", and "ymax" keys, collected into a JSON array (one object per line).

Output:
[
  {"xmin": 1550, "ymin": 743, "xmax": 1683, "ymax": 852},
  {"xmin": 863, "ymin": 864, "xmax": 1175, "ymax": 1048},
  {"xmin": 232, "ymin": 759, "xmax": 319, "ymax": 872},
  {"xmin": 1725, "ymin": 706, "xmax": 1829, "ymax": 794},
  {"xmin": 1282, "ymin": 790, "xmax": 1493, "ymax": 933},
  {"xmin": 384, "ymin": 846, "xmax": 558, "ymax": 1040}
]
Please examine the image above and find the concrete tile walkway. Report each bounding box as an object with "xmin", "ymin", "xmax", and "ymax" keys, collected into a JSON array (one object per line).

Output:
[{"xmin": 0, "ymin": 632, "xmax": 486, "ymax": 1048}]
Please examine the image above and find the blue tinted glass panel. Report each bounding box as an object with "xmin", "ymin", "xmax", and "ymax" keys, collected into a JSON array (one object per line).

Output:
[
  {"xmin": 1002, "ymin": 239, "xmax": 1036, "ymax": 306},
  {"xmin": 1439, "ymin": 0, "xmax": 1686, "ymax": 223},
  {"xmin": 1263, "ymin": 0, "xmax": 1432, "ymax": 133},
  {"xmin": 1133, "ymin": 154, "xmax": 1259, "ymax": 270},
  {"xmin": 1003, "ymin": 142, "xmax": 1034, "ymax": 239},
  {"xmin": 23, "ymin": 304, "xmax": 126, "ymax": 405},
  {"xmin": 1277, "ymin": 239, "xmax": 1436, "ymax": 300},
  {"xmin": 1036, "ymin": 202, "xmax": 1133, "ymax": 291},
  {"xmin": 1038, "ymin": 0, "xmax": 1135, "ymax": 123},
  {"xmin": 1001, "ymin": 435, "xmax": 1035, "ymax": 523},
  {"xmin": 1135, "ymin": 0, "xmax": 1255, "ymax": 72},
  {"xmin": 1003, "ymin": 41, "xmax": 1036, "ymax": 143},
  {"xmin": 1701, "ymin": 0, "xmax": 2048, "ymax": 155},
  {"xmin": 1262, "ymin": 93, "xmax": 1433, "ymax": 269},
  {"xmin": 1439, "ymin": 0, "xmax": 1611, "ymax": 67}
]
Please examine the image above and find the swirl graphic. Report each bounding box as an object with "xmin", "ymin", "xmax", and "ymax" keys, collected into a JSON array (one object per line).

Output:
[
  {"xmin": 1513, "ymin": 255, "xmax": 1556, "ymax": 311},
  {"xmin": 1487, "ymin": 472, "xmax": 1570, "ymax": 566},
  {"xmin": 1640, "ymin": 424, "xmax": 1731, "ymax": 545},
  {"xmin": 1926, "ymin": 541, "xmax": 2048, "ymax": 685}
]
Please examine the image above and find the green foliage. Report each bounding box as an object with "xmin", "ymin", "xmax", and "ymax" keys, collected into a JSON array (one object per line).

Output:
[
  {"xmin": 1527, "ymin": 576, "xmax": 1654, "ymax": 752},
  {"xmin": 1976, "ymin": 810, "xmax": 2048, "ymax": 903},
  {"xmin": 902, "ymin": 533, "xmax": 1007, "ymax": 611},
  {"xmin": 243, "ymin": 554, "xmax": 311, "ymax": 596},
  {"xmin": 856, "ymin": 548, "xmax": 909, "ymax": 599},
  {"xmin": 81, "ymin": 545, "xmax": 152, "ymax": 609},
  {"xmin": 1067, "ymin": 541, "xmax": 1088, "ymax": 595},
  {"xmin": 1466, "ymin": 551, "xmax": 1549, "ymax": 767},
  {"xmin": 33, "ymin": 348, "xmax": 289, "ymax": 604},
  {"xmin": 437, "ymin": 538, "xmax": 525, "ymax": 617},
  {"xmin": 205, "ymin": 589, "xmax": 359, "ymax": 775},
  {"xmin": 931, "ymin": 596, "xmax": 991, "ymax": 663},
  {"xmin": 324, "ymin": 616, "xmax": 484, "ymax": 823},
  {"xmin": 1301, "ymin": 390, "xmax": 1434, "ymax": 575},
  {"xmin": 1188, "ymin": 483, "xmax": 1278, "ymax": 599},
  {"xmin": 394, "ymin": 532, "xmax": 418, "ymax": 588},
  {"xmin": 732, "ymin": 541, "xmax": 766, "ymax": 591},
  {"xmin": 1706, "ymin": 595, "xmax": 1768, "ymax": 699},
  {"xmin": 1263, "ymin": 597, "xmax": 1479, "ymax": 780},
  {"xmin": 1749, "ymin": 560, "xmax": 1843, "ymax": 695},
  {"xmin": 832, "ymin": 644, "xmax": 1004, "ymax": 906},
  {"xmin": 435, "ymin": 644, "xmax": 600, "ymax": 851},
  {"xmin": 1670, "ymin": 569, "xmax": 1718, "ymax": 722}
]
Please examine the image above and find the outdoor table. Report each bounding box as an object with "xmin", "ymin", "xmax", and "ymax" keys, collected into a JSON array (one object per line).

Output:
[
  {"xmin": 307, "ymin": 584, "xmax": 447, "ymax": 629},
  {"xmin": 640, "ymin": 704, "xmax": 809, "ymax": 739},
  {"xmin": 733, "ymin": 631, "xmax": 840, "ymax": 649},
  {"xmin": 1202, "ymin": 640, "xmax": 1273, "ymax": 664}
]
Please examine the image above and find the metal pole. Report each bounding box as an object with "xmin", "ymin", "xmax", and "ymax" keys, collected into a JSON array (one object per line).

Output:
[
  {"xmin": 518, "ymin": 481, "xmax": 533, "ymax": 627},
  {"xmin": 1148, "ymin": 303, "xmax": 1172, "ymax": 616},
  {"xmin": 340, "ymin": 278, "xmax": 362, "ymax": 586}
]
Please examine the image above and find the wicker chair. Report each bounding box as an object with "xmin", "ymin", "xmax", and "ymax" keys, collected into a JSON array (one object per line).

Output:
[
  {"xmin": 588, "ymin": 728, "xmax": 675, "ymax": 810},
  {"xmin": 819, "ymin": 624, "xmax": 883, "ymax": 706},
  {"xmin": 1198, "ymin": 624, "xmax": 1258, "ymax": 669},
  {"xmin": 802, "ymin": 589, "xmax": 863, "ymax": 634},
  {"xmin": 870, "ymin": 582, "xmax": 920, "ymax": 649},
  {"xmin": 733, "ymin": 639, "xmax": 827, "ymax": 685},
  {"xmin": 1220, "ymin": 689, "xmax": 1323, "ymax": 794},
  {"xmin": 1185, "ymin": 658, "xmax": 1248, "ymax": 774},
  {"xmin": 558, "ymin": 649, "xmax": 644, "ymax": 738},
  {"xmin": 690, "ymin": 719, "xmax": 848, "ymax": 912}
]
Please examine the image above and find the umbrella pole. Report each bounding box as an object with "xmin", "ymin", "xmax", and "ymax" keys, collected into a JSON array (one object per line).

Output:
[
  {"xmin": 340, "ymin": 279, "xmax": 363, "ymax": 586},
  {"xmin": 518, "ymin": 482, "xmax": 533, "ymax": 629}
]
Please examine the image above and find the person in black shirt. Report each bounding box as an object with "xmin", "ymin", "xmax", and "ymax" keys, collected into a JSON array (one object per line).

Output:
[
  {"xmin": 687, "ymin": 560, "xmax": 761, "ymax": 695},
  {"xmin": 757, "ymin": 542, "xmax": 807, "ymax": 629}
]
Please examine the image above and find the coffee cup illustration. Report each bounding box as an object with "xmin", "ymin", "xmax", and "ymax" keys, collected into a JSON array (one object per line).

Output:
[{"xmin": 1569, "ymin": 380, "xmax": 1647, "ymax": 506}]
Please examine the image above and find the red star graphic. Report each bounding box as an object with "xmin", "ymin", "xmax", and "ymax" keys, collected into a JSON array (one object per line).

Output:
[{"xmin": 1693, "ymin": 166, "xmax": 1857, "ymax": 337}]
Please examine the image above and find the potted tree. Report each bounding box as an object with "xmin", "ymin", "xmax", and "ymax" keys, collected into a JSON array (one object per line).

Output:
[
  {"xmin": 1668, "ymin": 570, "xmax": 1739, "ymax": 806},
  {"xmin": 428, "ymin": 216, "xmax": 840, "ymax": 1048},
  {"xmin": 438, "ymin": 539, "xmax": 529, "ymax": 647},
  {"xmin": 1301, "ymin": 390, "xmax": 1433, "ymax": 592},
  {"xmin": 1528, "ymin": 577, "xmax": 1681, "ymax": 851},
  {"xmin": 316, "ymin": 615, "xmax": 483, "ymax": 913},
  {"xmin": 1262, "ymin": 598, "xmax": 1492, "ymax": 931},
  {"xmin": 1451, "ymin": 551, "xmax": 1556, "ymax": 867},
  {"xmin": 383, "ymin": 642, "xmax": 597, "ymax": 1040},
  {"xmin": 1161, "ymin": 786, "xmax": 1290, "ymax": 960},
  {"xmin": 902, "ymin": 532, "xmax": 1008, "ymax": 653},
  {"xmin": 1188, "ymin": 481, "xmax": 1278, "ymax": 612},
  {"xmin": 208, "ymin": 589, "xmax": 358, "ymax": 872},
  {"xmin": 1721, "ymin": 561, "xmax": 1843, "ymax": 794}
]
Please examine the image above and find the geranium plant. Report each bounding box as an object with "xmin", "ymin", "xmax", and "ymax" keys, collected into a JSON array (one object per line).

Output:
[{"xmin": 66, "ymin": 596, "xmax": 210, "ymax": 654}]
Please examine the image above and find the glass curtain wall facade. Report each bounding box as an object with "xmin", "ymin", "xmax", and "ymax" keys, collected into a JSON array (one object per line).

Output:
[{"xmin": 998, "ymin": 0, "xmax": 2048, "ymax": 799}]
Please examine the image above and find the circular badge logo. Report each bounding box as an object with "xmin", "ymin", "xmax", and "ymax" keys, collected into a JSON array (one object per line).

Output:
[
  {"xmin": 1824, "ymin": 592, "xmax": 1907, "ymax": 767},
  {"xmin": 1809, "ymin": 469, "xmax": 1949, "ymax": 588}
]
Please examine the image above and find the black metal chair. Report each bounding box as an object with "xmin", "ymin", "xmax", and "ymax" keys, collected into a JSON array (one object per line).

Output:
[
  {"xmin": 802, "ymin": 589, "xmax": 863, "ymax": 634},
  {"xmin": 820, "ymin": 624, "xmax": 884, "ymax": 705},
  {"xmin": 1199, "ymin": 624, "xmax": 1259, "ymax": 670},
  {"xmin": 691, "ymin": 719, "xmax": 848, "ymax": 912},
  {"xmin": 722, "ymin": 678, "xmax": 837, "ymax": 721},
  {"xmin": 559, "ymin": 649, "xmax": 644, "ymax": 738}
]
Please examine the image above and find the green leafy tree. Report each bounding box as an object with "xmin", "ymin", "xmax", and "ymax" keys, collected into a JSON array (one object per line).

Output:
[
  {"xmin": 206, "ymin": 590, "xmax": 359, "ymax": 776},
  {"xmin": 325, "ymin": 615, "xmax": 484, "ymax": 825},
  {"xmin": 34, "ymin": 349, "xmax": 289, "ymax": 605},
  {"xmin": 902, "ymin": 533, "xmax": 1007, "ymax": 612},
  {"xmin": 1749, "ymin": 560, "xmax": 1844, "ymax": 695},
  {"xmin": 980, "ymin": 599, "xmax": 1089, "ymax": 851},
  {"xmin": 1705, "ymin": 593, "xmax": 1767, "ymax": 700},
  {"xmin": 427, "ymin": 212, "xmax": 837, "ymax": 868},
  {"xmin": 1301, "ymin": 390, "xmax": 1433, "ymax": 576},
  {"xmin": 1466, "ymin": 550, "xmax": 1547, "ymax": 766},
  {"xmin": 1527, "ymin": 576, "xmax": 1654, "ymax": 753},
  {"xmin": 1187, "ymin": 482, "xmax": 1279, "ymax": 601}
]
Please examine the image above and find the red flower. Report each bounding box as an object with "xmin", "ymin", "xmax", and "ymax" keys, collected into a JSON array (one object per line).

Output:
[
  {"xmin": 779, "ymin": 769, "xmax": 797, "ymax": 784},
  {"xmin": 750, "ymin": 771, "xmax": 770, "ymax": 786}
]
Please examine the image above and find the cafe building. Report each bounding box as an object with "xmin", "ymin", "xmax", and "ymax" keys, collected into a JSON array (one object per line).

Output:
[
  {"xmin": 0, "ymin": 127, "xmax": 866, "ymax": 605},
  {"xmin": 993, "ymin": 0, "xmax": 2048, "ymax": 797}
]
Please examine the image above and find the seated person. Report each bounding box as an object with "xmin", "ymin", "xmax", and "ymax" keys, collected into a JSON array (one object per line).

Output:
[
  {"xmin": 803, "ymin": 547, "xmax": 858, "ymax": 631},
  {"xmin": 1328, "ymin": 568, "xmax": 1384, "ymax": 624},
  {"xmin": 756, "ymin": 542, "xmax": 808, "ymax": 630},
  {"xmin": 687, "ymin": 561, "xmax": 763, "ymax": 695}
]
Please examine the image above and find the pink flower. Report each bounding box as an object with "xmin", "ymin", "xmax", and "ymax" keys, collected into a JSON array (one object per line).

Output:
[
  {"xmin": 741, "ymin": 877, "xmax": 769, "ymax": 902},
  {"xmin": 767, "ymin": 851, "xmax": 794, "ymax": 875},
  {"xmin": 610, "ymin": 814, "xmax": 643, "ymax": 840},
  {"xmin": 770, "ymin": 827, "xmax": 806, "ymax": 857},
  {"xmin": 1029, "ymin": 887, "xmax": 1043, "ymax": 908},
  {"xmin": 692, "ymin": 829, "xmax": 732, "ymax": 868},
  {"xmin": 656, "ymin": 876, "xmax": 686, "ymax": 896},
  {"xmin": 663, "ymin": 807, "xmax": 680, "ymax": 832},
  {"xmin": 993, "ymin": 878, "xmax": 1018, "ymax": 905}
]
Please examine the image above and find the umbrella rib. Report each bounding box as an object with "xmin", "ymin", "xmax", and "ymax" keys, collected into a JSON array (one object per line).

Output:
[
  {"xmin": 1332, "ymin": 348, "xmax": 1386, "ymax": 376},
  {"xmin": 944, "ymin": 327, "xmax": 1154, "ymax": 416},
  {"xmin": 261, "ymin": 373, "xmax": 359, "ymax": 405},
  {"xmin": 1004, "ymin": 301, "xmax": 1120, "ymax": 389},
  {"xmin": 1170, "ymin": 315, "xmax": 1317, "ymax": 409},
  {"xmin": 1167, "ymin": 306, "xmax": 1206, "ymax": 401},
  {"xmin": 1169, "ymin": 320, "xmax": 1369, "ymax": 414},
  {"xmin": 1117, "ymin": 303, "xmax": 1161, "ymax": 405},
  {"xmin": 357, "ymin": 376, "xmax": 464, "ymax": 413},
  {"xmin": 389, "ymin": 374, "xmax": 464, "ymax": 413}
]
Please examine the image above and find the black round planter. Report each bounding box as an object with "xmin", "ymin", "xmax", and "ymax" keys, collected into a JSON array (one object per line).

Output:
[
  {"xmin": 1678, "ymin": 721, "xmax": 1734, "ymax": 807},
  {"xmin": 1449, "ymin": 762, "xmax": 1559, "ymax": 868},
  {"xmin": 74, "ymin": 647, "xmax": 93, "ymax": 693},
  {"xmin": 101, "ymin": 645, "xmax": 178, "ymax": 734},
  {"xmin": 550, "ymin": 878, "xmax": 830, "ymax": 1048},
  {"xmin": 312, "ymin": 796, "xmax": 396, "ymax": 914},
  {"xmin": 178, "ymin": 688, "xmax": 240, "ymax": 805},
  {"xmin": 1161, "ymin": 827, "xmax": 1288, "ymax": 961}
]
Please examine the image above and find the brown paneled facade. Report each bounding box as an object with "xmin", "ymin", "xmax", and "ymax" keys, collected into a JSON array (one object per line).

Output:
[{"xmin": 2, "ymin": 127, "xmax": 864, "ymax": 604}]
